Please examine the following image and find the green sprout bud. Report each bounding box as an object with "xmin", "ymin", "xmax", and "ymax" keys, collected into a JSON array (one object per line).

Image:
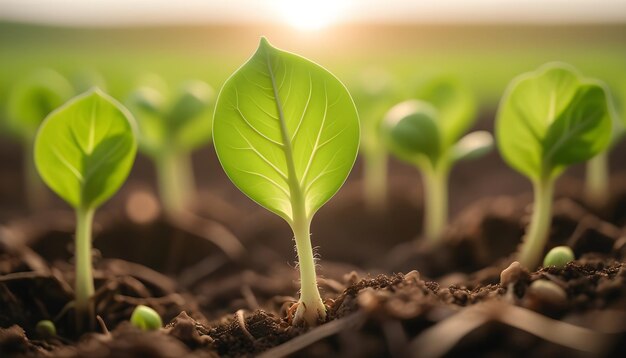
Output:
[
  {"xmin": 36, "ymin": 320, "xmax": 57, "ymax": 338},
  {"xmin": 130, "ymin": 305, "xmax": 162, "ymax": 331},
  {"xmin": 543, "ymin": 246, "xmax": 575, "ymax": 269}
]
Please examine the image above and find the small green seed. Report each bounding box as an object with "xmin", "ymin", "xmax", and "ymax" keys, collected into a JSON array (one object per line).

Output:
[
  {"xmin": 130, "ymin": 305, "xmax": 162, "ymax": 331},
  {"xmin": 36, "ymin": 320, "xmax": 56, "ymax": 338},
  {"xmin": 543, "ymin": 246, "xmax": 575, "ymax": 269}
]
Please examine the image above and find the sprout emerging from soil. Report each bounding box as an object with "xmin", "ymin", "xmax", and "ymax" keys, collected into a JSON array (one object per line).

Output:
[
  {"xmin": 4, "ymin": 69, "xmax": 74, "ymax": 210},
  {"xmin": 496, "ymin": 63, "xmax": 612, "ymax": 269},
  {"xmin": 382, "ymin": 78, "xmax": 492, "ymax": 244},
  {"xmin": 213, "ymin": 38, "xmax": 359, "ymax": 326},
  {"xmin": 584, "ymin": 88, "xmax": 622, "ymax": 209},
  {"xmin": 130, "ymin": 305, "xmax": 163, "ymax": 331},
  {"xmin": 34, "ymin": 89, "xmax": 137, "ymax": 330},
  {"xmin": 543, "ymin": 246, "xmax": 575, "ymax": 269},
  {"xmin": 36, "ymin": 320, "xmax": 57, "ymax": 338},
  {"xmin": 352, "ymin": 68, "xmax": 399, "ymax": 211},
  {"xmin": 127, "ymin": 76, "xmax": 213, "ymax": 214}
]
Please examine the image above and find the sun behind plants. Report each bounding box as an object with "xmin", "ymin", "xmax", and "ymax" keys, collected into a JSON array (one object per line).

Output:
[
  {"xmin": 496, "ymin": 62, "xmax": 613, "ymax": 269},
  {"xmin": 34, "ymin": 88, "xmax": 138, "ymax": 330},
  {"xmin": 213, "ymin": 37, "xmax": 359, "ymax": 326}
]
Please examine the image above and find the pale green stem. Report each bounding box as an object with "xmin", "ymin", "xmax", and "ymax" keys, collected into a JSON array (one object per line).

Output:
[
  {"xmin": 155, "ymin": 150, "xmax": 195, "ymax": 215},
  {"xmin": 363, "ymin": 150, "xmax": 388, "ymax": 213},
  {"xmin": 24, "ymin": 141, "xmax": 48, "ymax": 211},
  {"xmin": 422, "ymin": 164, "xmax": 449, "ymax": 245},
  {"xmin": 585, "ymin": 153, "xmax": 609, "ymax": 209},
  {"xmin": 75, "ymin": 207, "xmax": 95, "ymax": 331},
  {"xmin": 517, "ymin": 178, "xmax": 554, "ymax": 269},
  {"xmin": 291, "ymin": 209, "xmax": 326, "ymax": 326}
]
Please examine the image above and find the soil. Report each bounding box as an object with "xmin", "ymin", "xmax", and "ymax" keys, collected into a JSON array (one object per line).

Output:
[{"xmin": 1, "ymin": 116, "xmax": 626, "ymax": 357}]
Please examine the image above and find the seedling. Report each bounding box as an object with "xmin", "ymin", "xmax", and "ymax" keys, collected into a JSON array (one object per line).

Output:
[
  {"xmin": 543, "ymin": 246, "xmax": 575, "ymax": 269},
  {"xmin": 127, "ymin": 76, "xmax": 213, "ymax": 214},
  {"xmin": 35, "ymin": 320, "xmax": 57, "ymax": 338},
  {"xmin": 213, "ymin": 38, "xmax": 359, "ymax": 326},
  {"xmin": 584, "ymin": 88, "xmax": 622, "ymax": 208},
  {"xmin": 352, "ymin": 68, "xmax": 398, "ymax": 211},
  {"xmin": 382, "ymin": 78, "xmax": 492, "ymax": 243},
  {"xmin": 34, "ymin": 89, "xmax": 137, "ymax": 329},
  {"xmin": 5, "ymin": 69, "xmax": 73, "ymax": 210},
  {"xmin": 130, "ymin": 305, "xmax": 162, "ymax": 331},
  {"xmin": 496, "ymin": 62, "xmax": 612, "ymax": 269}
]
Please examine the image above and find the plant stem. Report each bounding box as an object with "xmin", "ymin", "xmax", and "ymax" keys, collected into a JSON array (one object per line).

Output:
[
  {"xmin": 291, "ymin": 207, "xmax": 326, "ymax": 326},
  {"xmin": 75, "ymin": 206, "xmax": 95, "ymax": 331},
  {"xmin": 24, "ymin": 141, "xmax": 48, "ymax": 211},
  {"xmin": 156, "ymin": 150, "xmax": 195, "ymax": 215},
  {"xmin": 363, "ymin": 150, "xmax": 388, "ymax": 213},
  {"xmin": 422, "ymin": 164, "xmax": 449, "ymax": 245},
  {"xmin": 517, "ymin": 178, "xmax": 554, "ymax": 269},
  {"xmin": 584, "ymin": 153, "xmax": 609, "ymax": 209}
]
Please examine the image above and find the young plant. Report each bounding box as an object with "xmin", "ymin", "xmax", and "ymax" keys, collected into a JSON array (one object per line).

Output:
[
  {"xmin": 213, "ymin": 38, "xmax": 359, "ymax": 326},
  {"xmin": 34, "ymin": 89, "xmax": 137, "ymax": 329},
  {"xmin": 126, "ymin": 76, "xmax": 213, "ymax": 214},
  {"xmin": 584, "ymin": 87, "xmax": 622, "ymax": 208},
  {"xmin": 382, "ymin": 78, "xmax": 492, "ymax": 244},
  {"xmin": 352, "ymin": 68, "xmax": 398, "ymax": 211},
  {"xmin": 5, "ymin": 69, "xmax": 74, "ymax": 210},
  {"xmin": 543, "ymin": 246, "xmax": 574, "ymax": 269},
  {"xmin": 496, "ymin": 62, "xmax": 612, "ymax": 269},
  {"xmin": 130, "ymin": 305, "xmax": 162, "ymax": 331}
]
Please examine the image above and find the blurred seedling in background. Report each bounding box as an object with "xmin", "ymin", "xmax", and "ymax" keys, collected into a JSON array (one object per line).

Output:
[
  {"xmin": 4, "ymin": 69, "xmax": 73, "ymax": 210},
  {"xmin": 351, "ymin": 67, "xmax": 400, "ymax": 212},
  {"xmin": 213, "ymin": 38, "xmax": 359, "ymax": 326},
  {"xmin": 382, "ymin": 77, "xmax": 493, "ymax": 244},
  {"xmin": 584, "ymin": 84, "xmax": 624, "ymax": 209},
  {"xmin": 35, "ymin": 89, "xmax": 137, "ymax": 330},
  {"xmin": 496, "ymin": 62, "xmax": 612, "ymax": 269},
  {"xmin": 126, "ymin": 75, "xmax": 213, "ymax": 215},
  {"xmin": 130, "ymin": 305, "xmax": 163, "ymax": 331}
]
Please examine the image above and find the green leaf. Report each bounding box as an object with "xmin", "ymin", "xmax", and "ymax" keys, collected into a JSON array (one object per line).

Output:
[
  {"xmin": 496, "ymin": 62, "xmax": 613, "ymax": 180},
  {"xmin": 34, "ymin": 89, "xmax": 137, "ymax": 209},
  {"xmin": 416, "ymin": 76, "xmax": 476, "ymax": 147},
  {"xmin": 382, "ymin": 100, "xmax": 441, "ymax": 168},
  {"xmin": 452, "ymin": 130, "xmax": 494, "ymax": 162},
  {"xmin": 127, "ymin": 79, "xmax": 213, "ymax": 156},
  {"xmin": 213, "ymin": 38, "xmax": 360, "ymax": 222},
  {"xmin": 6, "ymin": 69, "xmax": 73, "ymax": 140}
]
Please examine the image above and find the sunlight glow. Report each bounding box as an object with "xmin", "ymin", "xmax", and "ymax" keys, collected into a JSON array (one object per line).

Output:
[{"xmin": 277, "ymin": 0, "xmax": 350, "ymax": 31}]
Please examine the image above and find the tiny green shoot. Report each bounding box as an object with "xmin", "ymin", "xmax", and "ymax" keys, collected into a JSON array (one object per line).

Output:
[
  {"xmin": 496, "ymin": 62, "xmax": 612, "ymax": 269},
  {"xmin": 543, "ymin": 246, "xmax": 575, "ymax": 269},
  {"xmin": 382, "ymin": 78, "xmax": 492, "ymax": 244},
  {"xmin": 127, "ymin": 76, "xmax": 213, "ymax": 214},
  {"xmin": 130, "ymin": 305, "xmax": 163, "ymax": 331},
  {"xmin": 34, "ymin": 89, "xmax": 137, "ymax": 330},
  {"xmin": 584, "ymin": 87, "xmax": 622, "ymax": 208},
  {"xmin": 5, "ymin": 69, "xmax": 74, "ymax": 210},
  {"xmin": 35, "ymin": 320, "xmax": 57, "ymax": 338},
  {"xmin": 213, "ymin": 38, "xmax": 359, "ymax": 326}
]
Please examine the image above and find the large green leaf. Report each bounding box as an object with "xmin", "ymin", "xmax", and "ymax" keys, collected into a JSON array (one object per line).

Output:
[
  {"xmin": 34, "ymin": 89, "xmax": 137, "ymax": 209},
  {"xmin": 496, "ymin": 62, "xmax": 613, "ymax": 180},
  {"xmin": 213, "ymin": 38, "xmax": 359, "ymax": 222},
  {"xmin": 6, "ymin": 69, "xmax": 73, "ymax": 141}
]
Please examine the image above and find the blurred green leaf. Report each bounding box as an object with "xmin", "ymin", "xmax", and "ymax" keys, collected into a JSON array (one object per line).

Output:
[
  {"xmin": 496, "ymin": 62, "xmax": 613, "ymax": 180},
  {"xmin": 34, "ymin": 89, "xmax": 137, "ymax": 209}
]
